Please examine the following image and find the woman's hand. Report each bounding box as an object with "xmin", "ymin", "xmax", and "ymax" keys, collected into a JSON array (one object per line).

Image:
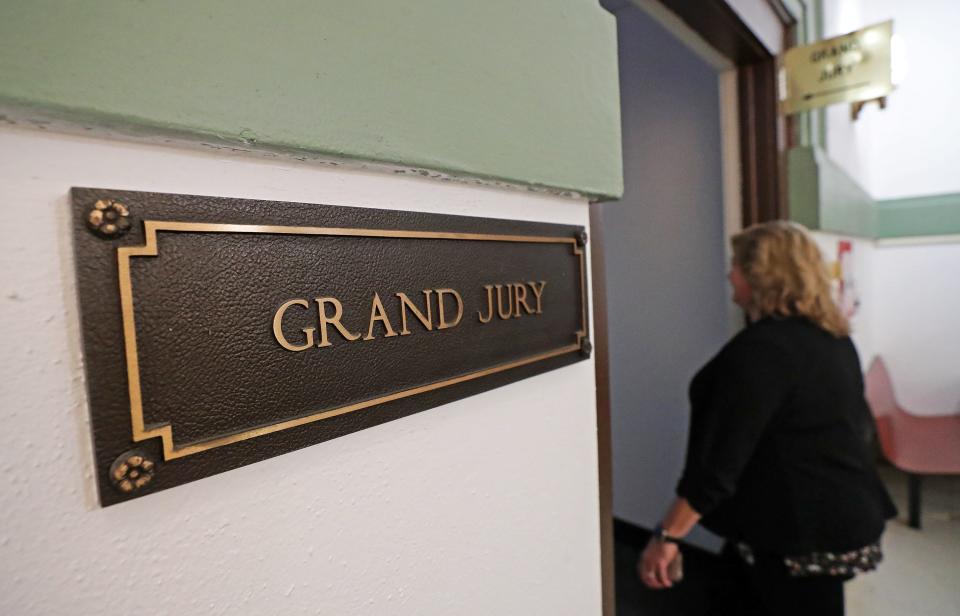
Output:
[
  {"xmin": 639, "ymin": 498, "xmax": 699, "ymax": 589},
  {"xmin": 638, "ymin": 538, "xmax": 680, "ymax": 589}
]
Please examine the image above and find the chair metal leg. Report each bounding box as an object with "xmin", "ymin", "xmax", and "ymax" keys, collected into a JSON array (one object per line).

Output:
[{"xmin": 907, "ymin": 473, "xmax": 922, "ymax": 530}]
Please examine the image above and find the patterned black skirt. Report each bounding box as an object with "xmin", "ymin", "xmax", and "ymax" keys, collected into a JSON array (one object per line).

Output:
[{"xmin": 735, "ymin": 541, "xmax": 883, "ymax": 577}]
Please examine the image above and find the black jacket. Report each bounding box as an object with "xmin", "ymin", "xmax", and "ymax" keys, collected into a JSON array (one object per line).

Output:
[{"xmin": 677, "ymin": 316, "xmax": 897, "ymax": 555}]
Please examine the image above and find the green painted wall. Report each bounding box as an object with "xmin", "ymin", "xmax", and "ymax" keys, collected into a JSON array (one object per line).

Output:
[
  {"xmin": 787, "ymin": 146, "xmax": 821, "ymax": 230},
  {"xmin": 789, "ymin": 146, "xmax": 960, "ymax": 239},
  {"xmin": 814, "ymin": 148, "xmax": 877, "ymax": 237},
  {"xmin": 788, "ymin": 146, "xmax": 875, "ymax": 237},
  {"xmin": 0, "ymin": 0, "xmax": 623, "ymax": 199}
]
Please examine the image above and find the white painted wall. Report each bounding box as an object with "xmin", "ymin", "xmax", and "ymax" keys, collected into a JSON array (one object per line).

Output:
[
  {"xmin": 812, "ymin": 232, "xmax": 960, "ymax": 416},
  {"xmin": 0, "ymin": 127, "xmax": 602, "ymax": 615},
  {"xmin": 872, "ymin": 239, "xmax": 960, "ymax": 414},
  {"xmin": 822, "ymin": 0, "xmax": 960, "ymax": 199}
]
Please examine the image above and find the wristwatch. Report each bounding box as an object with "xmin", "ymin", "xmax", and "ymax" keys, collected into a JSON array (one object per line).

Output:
[{"xmin": 652, "ymin": 523, "xmax": 681, "ymax": 544}]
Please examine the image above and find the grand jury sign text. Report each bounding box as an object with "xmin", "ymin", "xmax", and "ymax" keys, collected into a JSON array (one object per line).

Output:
[{"xmin": 273, "ymin": 282, "xmax": 547, "ymax": 351}]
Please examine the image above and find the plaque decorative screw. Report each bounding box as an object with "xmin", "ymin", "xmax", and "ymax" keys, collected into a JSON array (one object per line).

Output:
[
  {"xmin": 109, "ymin": 450, "xmax": 156, "ymax": 494},
  {"xmin": 580, "ymin": 339, "xmax": 593, "ymax": 358},
  {"xmin": 576, "ymin": 230, "xmax": 588, "ymax": 247},
  {"xmin": 86, "ymin": 199, "xmax": 131, "ymax": 239}
]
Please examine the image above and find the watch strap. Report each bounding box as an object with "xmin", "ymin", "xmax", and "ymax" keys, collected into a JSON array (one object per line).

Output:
[{"xmin": 652, "ymin": 523, "xmax": 681, "ymax": 544}]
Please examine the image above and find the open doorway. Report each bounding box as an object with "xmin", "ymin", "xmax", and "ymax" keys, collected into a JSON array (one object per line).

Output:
[{"xmin": 592, "ymin": 1, "xmax": 791, "ymax": 613}]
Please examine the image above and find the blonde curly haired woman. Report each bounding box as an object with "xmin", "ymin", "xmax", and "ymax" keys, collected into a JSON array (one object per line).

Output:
[{"xmin": 639, "ymin": 221, "xmax": 896, "ymax": 615}]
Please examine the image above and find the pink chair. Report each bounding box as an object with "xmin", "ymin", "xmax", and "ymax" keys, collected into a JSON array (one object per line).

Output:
[{"xmin": 864, "ymin": 357, "xmax": 960, "ymax": 529}]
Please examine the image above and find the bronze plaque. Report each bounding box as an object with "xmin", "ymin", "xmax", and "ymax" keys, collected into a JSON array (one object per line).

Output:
[{"xmin": 72, "ymin": 188, "xmax": 589, "ymax": 505}]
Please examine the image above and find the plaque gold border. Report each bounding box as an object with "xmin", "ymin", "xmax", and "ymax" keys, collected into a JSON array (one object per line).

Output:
[{"xmin": 118, "ymin": 221, "xmax": 587, "ymax": 460}]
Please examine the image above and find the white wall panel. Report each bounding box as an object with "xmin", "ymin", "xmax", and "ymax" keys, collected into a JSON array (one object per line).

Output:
[
  {"xmin": 873, "ymin": 240, "xmax": 960, "ymax": 414},
  {"xmin": 0, "ymin": 127, "xmax": 601, "ymax": 615}
]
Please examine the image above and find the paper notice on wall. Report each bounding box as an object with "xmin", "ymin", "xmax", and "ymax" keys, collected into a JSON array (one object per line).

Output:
[{"xmin": 831, "ymin": 240, "xmax": 860, "ymax": 319}]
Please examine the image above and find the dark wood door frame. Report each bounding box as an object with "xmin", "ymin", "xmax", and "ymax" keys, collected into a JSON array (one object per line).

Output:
[
  {"xmin": 594, "ymin": 2, "xmax": 795, "ymax": 614},
  {"xmin": 738, "ymin": 58, "xmax": 785, "ymax": 225}
]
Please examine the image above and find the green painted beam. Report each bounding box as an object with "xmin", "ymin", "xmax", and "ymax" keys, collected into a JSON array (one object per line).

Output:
[
  {"xmin": 877, "ymin": 193, "xmax": 960, "ymax": 238},
  {"xmin": 0, "ymin": 0, "xmax": 624, "ymax": 199}
]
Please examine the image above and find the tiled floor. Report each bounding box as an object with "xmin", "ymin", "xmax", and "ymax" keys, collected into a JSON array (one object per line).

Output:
[
  {"xmin": 846, "ymin": 468, "xmax": 960, "ymax": 616},
  {"xmin": 615, "ymin": 465, "xmax": 960, "ymax": 615}
]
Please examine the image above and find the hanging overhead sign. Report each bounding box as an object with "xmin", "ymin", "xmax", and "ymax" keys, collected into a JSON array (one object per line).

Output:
[
  {"xmin": 72, "ymin": 188, "xmax": 590, "ymax": 506},
  {"xmin": 780, "ymin": 20, "xmax": 894, "ymax": 115}
]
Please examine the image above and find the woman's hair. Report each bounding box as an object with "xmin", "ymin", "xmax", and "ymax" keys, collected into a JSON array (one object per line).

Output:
[{"xmin": 731, "ymin": 221, "xmax": 850, "ymax": 337}]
